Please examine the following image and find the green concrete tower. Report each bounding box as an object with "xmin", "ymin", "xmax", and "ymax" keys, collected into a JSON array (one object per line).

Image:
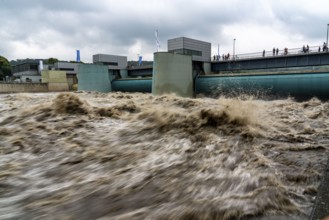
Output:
[{"xmin": 78, "ymin": 64, "xmax": 111, "ymax": 93}]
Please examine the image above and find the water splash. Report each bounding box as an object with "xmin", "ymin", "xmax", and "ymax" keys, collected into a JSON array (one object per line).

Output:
[{"xmin": 0, "ymin": 92, "xmax": 327, "ymax": 219}]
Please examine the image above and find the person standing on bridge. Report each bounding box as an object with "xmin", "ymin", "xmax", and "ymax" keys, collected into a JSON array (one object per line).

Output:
[
  {"xmin": 284, "ymin": 48, "xmax": 288, "ymax": 55},
  {"xmin": 276, "ymin": 48, "xmax": 279, "ymax": 56},
  {"xmin": 262, "ymin": 50, "xmax": 265, "ymax": 57},
  {"xmin": 273, "ymin": 48, "xmax": 275, "ymax": 56},
  {"xmin": 323, "ymin": 42, "xmax": 327, "ymax": 52}
]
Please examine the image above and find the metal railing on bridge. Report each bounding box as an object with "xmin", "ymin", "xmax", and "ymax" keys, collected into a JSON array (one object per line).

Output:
[{"xmin": 213, "ymin": 45, "xmax": 328, "ymax": 62}]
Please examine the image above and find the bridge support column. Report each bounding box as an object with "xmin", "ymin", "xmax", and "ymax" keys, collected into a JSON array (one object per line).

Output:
[{"xmin": 152, "ymin": 52, "xmax": 194, "ymax": 97}]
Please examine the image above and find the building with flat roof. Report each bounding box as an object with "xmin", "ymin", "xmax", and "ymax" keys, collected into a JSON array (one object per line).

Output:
[
  {"xmin": 12, "ymin": 60, "xmax": 40, "ymax": 77},
  {"xmin": 168, "ymin": 37, "xmax": 211, "ymax": 62},
  {"xmin": 11, "ymin": 59, "xmax": 49, "ymax": 82},
  {"xmin": 11, "ymin": 60, "xmax": 78, "ymax": 86},
  {"xmin": 54, "ymin": 62, "xmax": 78, "ymax": 74},
  {"xmin": 93, "ymin": 54, "xmax": 127, "ymax": 69}
]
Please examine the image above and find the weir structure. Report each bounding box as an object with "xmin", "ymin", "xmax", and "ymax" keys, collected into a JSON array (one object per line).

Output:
[
  {"xmin": 77, "ymin": 37, "xmax": 329, "ymax": 100},
  {"xmin": 197, "ymin": 47, "xmax": 329, "ymax": 100}
]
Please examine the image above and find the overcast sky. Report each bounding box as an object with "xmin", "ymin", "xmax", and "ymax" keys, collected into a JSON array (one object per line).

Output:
[{"xmin": 1, "ymin": 0, "xmax": 329, "ymax": 62}]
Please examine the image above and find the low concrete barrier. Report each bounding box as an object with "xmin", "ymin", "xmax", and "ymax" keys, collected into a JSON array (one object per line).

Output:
[
  {"xmin": 48, "ymin": 83, "xmax": 69, "ymax": 92},
  {"xmin": 0, "ymin": 83, "xmax": 48, "ymax": 93}
]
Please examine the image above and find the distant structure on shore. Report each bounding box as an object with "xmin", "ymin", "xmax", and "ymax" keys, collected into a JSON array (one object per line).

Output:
[{"xmin": 5, "ymin": 36, "xmax": 329, "ymax": 100}]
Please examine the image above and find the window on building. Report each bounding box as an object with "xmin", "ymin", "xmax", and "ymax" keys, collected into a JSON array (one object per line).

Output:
[
  {"xmin": 30, "ymin": 65, "xmax": 38, "ymax": 70},
  {"xmin": 169, "ymin": 49, "xmax": 202, "ymax": 56},
  {"xmin": 103, "ymin": 62, "xmax": 118, "ymax": 66},
  {"xmin": 59, "ymin": 68, "xmax": 75, "ymax": 71}
]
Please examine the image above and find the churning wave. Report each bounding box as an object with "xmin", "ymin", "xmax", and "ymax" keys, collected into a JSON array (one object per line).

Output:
[{"xmin": 0, "ymin": 92, "xmax": 328, "ymax": 219}]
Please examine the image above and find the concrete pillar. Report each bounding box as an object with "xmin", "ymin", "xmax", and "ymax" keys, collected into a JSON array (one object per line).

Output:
[
  {"xmin": 78, "ymin": 64, "xmax": 111, "ymax": 93},
  {"xmin": 152, "ymin": 52, "xmax": 194, "ymax": 97},
  {"xmin": 203, "ymin": 62, "xmax": 211, "ymax": 74},
  {"xmin": 120, "ymin": 69, "xmax": 128, "ymax": 78}
]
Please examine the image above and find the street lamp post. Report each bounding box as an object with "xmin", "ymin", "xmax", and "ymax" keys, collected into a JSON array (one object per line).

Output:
[
  {"xmin": 233, "ymin": 38, "xmax": 236, "ymax": 60},
  {"xmin": 326, "ymin": 24, "xmax": 329, "ymax": 48}
]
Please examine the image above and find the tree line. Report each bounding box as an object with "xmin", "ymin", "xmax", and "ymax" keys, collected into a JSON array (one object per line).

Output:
[{"xmin": 0, "ymin": 56, "xmax": 12, "ymax": 80}]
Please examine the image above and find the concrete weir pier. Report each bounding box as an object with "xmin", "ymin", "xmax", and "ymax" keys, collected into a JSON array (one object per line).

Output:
[{"xmin": 152, "ymin": 52, "xmax": 194, "ymax": 98}]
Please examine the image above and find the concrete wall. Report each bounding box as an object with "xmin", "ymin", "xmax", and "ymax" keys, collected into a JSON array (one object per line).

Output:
[
  {"xmin": 20, "ymin": 75, "xmax": 41, "ymax": 83},
  {"xmin": 42, "ymin": 70, "xmax": 67, "ymax": 83},
  {"xmin": 152, "ymin": 52, "xmax": 193, "ymax": 97},
  {"xmin": 41, "ymin": 70, "xmax": 69, "ymax": 91},
  {"xmin": 203, "ymin": 63, "xmax": 211, "ymax": 74},
  {"xmin": 120, "ymin": 69, "xmax": 128, "ymax": 78},
  {"xmin": 78, "ymin": 64, "xmax": 112, "ymax": 93},
  {"xmin": 0, "ymin": 83, "xmax": 48, "ymax": 93},
  {"xmin": 13, "ymin": 70, "xmax": 39, "ymax": 77},
  {"xmin": 47, "ymin": 83, "xmax": 69, "ymax": 92}
]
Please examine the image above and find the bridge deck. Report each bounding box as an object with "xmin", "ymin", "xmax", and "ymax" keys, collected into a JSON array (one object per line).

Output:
[{"xmin": 212, "ymin": 51, "xmax": 329, "ymax": 72}]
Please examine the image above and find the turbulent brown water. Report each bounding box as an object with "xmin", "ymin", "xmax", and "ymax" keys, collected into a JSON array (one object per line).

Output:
[{"xmin": 0, "ymin": 92, "xmax": 328, "ymax": 220}]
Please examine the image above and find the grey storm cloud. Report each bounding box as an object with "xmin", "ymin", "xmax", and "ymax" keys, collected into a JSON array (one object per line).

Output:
[{"xmin": 1, "ymin": 0, "xmax": 329, "ymax": 61}]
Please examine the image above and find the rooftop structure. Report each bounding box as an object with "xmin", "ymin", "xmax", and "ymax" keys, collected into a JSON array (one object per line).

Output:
[
  {"xmin": 54, "ymin": 62, "xmax": 78, "ymax": 74},
  {"xmin": 168, "ymin": 37, "xmax": 211, "ymax": 62},
  {"xmin": 93, "ymin": 54, "xmax": 127, "ymax": 69}
]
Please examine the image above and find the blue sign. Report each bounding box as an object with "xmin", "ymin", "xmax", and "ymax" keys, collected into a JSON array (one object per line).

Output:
[
  {"xmin": 138, "ymin": 55, "xmax": 142, "ymax": 66},
  {"xmin": 76, "ymin": 50, "xmax": 80, "ymax": 62}
]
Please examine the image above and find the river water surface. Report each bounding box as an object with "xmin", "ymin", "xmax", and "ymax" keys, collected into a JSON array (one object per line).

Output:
[{"xmin": 0, "ymin": 92, "xmax": 328, "ymax": 219}]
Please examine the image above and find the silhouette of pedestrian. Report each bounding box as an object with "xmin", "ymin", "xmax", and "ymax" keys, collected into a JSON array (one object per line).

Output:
[
  {"xmin": 273, "ymin": 48, "xmax": 275, "ymax": 56},
  {"xmin": 262, "ymin": 50, "xmax": 265, "ymax": 57},
  {"xmin": 276, "ymin": 48, "xmax": 279, "ymax": 56},
  {"xmin": 323, "ymin": 42, "xmax": 327, "ymax": 52},
  {"xmin": 284, "ymin": 48, "xmax": 288, "ymax": 55}
]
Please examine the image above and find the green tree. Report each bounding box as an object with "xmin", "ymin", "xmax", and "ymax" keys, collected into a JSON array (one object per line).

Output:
[
  {"xmin": 46, "ymin": 57, "xmax": 59, "ymax": 64},
  {"xmin": 0, "ymin": 56, "xmax": 12, "ymax": 80},
  {"xmin": 69, "ymin": 60, "xmax": 84, "ymax": 63}
]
